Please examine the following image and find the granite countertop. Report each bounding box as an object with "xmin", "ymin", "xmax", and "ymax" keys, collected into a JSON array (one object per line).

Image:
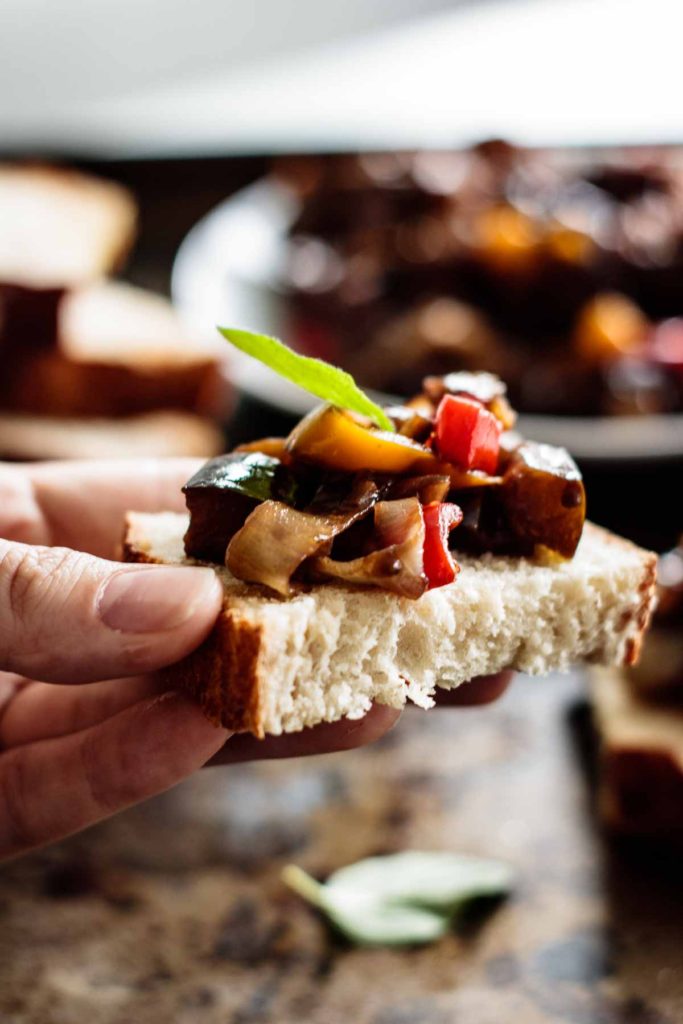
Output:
[{"xmin": 1, "ymin": 672, "xmax": 681, "ymax": 1024}]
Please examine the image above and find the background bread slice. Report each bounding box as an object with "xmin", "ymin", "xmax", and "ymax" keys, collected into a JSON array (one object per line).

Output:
[
  {"xmin": 0, "ymin": 412, "xmax": 223, "ymax": 460},
  {"xmin": 0, "ymin": 164, "xmax": 137, "ymax": 376},
  {"xmin": 6, "ymin": 281, "xmax": 226, "ymax": 418},
  {"xmin": 591, "ymin": 667, "xmax": 683, "ymax": 841},
  {"xmin": 623, "ymin": 629, "xmax": 683, "ymax": 699},
  {"xmin": 0, "ymin": 164, "xmax": 136, "ymax": 289},
  {"xmin": 124, "ymin": 512, "xmax": 657, "ymax": 737}
]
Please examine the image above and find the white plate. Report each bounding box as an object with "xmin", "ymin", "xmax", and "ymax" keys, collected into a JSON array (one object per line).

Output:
[{"xmin": 172, "ymin": 178, "xmax": 683, "ymax": 462}]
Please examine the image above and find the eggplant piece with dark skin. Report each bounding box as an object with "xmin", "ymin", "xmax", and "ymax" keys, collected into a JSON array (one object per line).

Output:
[
  {"xmin": 453, "ymin": 440, "xmax": 585, "ymax": 558},
  {"xmin": 500, "ymin": 441, "xmax": 585, "ymax": 558},
  {"xmin": 183, "ymin": 452, "xmax": 300, "ymax": 563}
]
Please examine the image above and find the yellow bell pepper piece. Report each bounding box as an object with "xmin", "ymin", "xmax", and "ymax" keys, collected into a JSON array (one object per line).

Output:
[
  {"xmin": 235, "ymin": 437, "xmax": 289, "ymax": 460},
  {"xmin": 286, "ymin": 405, "xmax": 438, "ymax": 474}
]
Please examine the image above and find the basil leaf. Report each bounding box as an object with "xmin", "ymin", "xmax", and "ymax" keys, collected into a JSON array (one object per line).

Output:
[
  {"xmin": 323, "ymin": 895, "xmax": 449, "ymax": 947},
  {"xmin": 328, "ymin": 851, "xmax": 514, "ymax": 912},
  {"xmin": 283, "ymin": 852, "xmax": 514, "ymax": 947},
  {"xmin": 218, "ymin": 327, "xmax": 395, "ymax": 433},
  {"xmin": 282, "ymin": 865, "xmax": 448, "ymax": 947}
]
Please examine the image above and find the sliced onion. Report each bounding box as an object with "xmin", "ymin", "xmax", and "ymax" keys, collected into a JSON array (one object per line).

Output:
[
  {"xmin": 308, "ymin": 497, "xmax": 428, "ymax": 599},
  {"xmin": 373, "ymin": 498, "xmax": 426, "ymax": 577},
  {"xmin": 227, "ymin": 498, "xmax": 373, "ymax": 596}
]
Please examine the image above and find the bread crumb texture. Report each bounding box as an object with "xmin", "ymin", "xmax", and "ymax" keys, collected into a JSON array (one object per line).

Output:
[{"xmin": 124, "ymin": 512, "xmax": 657, "ymax": 736}]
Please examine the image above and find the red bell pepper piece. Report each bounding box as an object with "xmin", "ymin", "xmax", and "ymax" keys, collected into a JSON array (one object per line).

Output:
[
  {"xmin": 434, "ymin": 394, "xmax": 502, "ymax": 474},
  {"xmin": 423, "ymin": 501, "xmax": 463, "ymax": 589}
]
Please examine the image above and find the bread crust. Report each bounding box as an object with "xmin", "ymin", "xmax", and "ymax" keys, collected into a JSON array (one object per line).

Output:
[
  {"xmin": 124, "ymin": 513, "xmax": 657, "ymax": 737},
  {"xmin": 622, "ymin": 540, "xmax": 657, "ymax": 666},
  {"xmin": 0, "ymin": 412, "xmax": 223, "ymax": 461},
  {"xmin": 123, "ymin": 531, "xmax": 266, "ymax": 734},
  {"xmin": 574, "ymin": 523, "xmax": 657, "ymax": 668},
  {"xmin": 7, "ymin": 352, "xmax": 220, "ymax": 419},
  {"xmin": 170, "ymin": 610, "xmax": 266, "ymax": 735}
]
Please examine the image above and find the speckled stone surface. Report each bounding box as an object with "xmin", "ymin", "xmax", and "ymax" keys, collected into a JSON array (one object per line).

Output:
[{"xmin": 0, "ymin": 673, "xmax": 681, "ymax": 1024}]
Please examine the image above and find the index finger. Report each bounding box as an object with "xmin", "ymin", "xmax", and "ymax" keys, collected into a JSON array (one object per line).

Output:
[
  {"xmin": 433, "ymin": 672, "xmax": 514, "ymax": 706},
  {"xmin": 0, "ymin": 458, "xmax": 201, "ymax": 557}
]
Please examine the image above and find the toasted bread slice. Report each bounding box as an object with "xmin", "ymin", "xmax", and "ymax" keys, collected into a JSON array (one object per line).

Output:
[
  {"xmin": 0, "ymin": 412, "xmax": 223, "ymax": 460},
  {"xmin": 123, "ymin": 513, "xmax": 656, "ymax": 737},
  {"xmin": 591, "ymin": 667, "xmax": 683, "ymax": 841},
  {"xmin": 7, "ymin": 281, "xmax": 225, "ymax": 418}
]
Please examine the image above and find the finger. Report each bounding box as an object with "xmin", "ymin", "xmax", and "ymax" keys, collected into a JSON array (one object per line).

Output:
[
  {"xmin": 209, "ymin": 703, "xmax": 401, "ymax": 765},
  {"xmin": 433, "ymin": 671, "xmax": 514, "ymax": 707},
  {"xmin": 0, "ymin": 540, "xmax": 222, "ymax": 683},
  {"xmin": 0, "ymin": 675, "xmax": 169, "ymax": 749},
  {"xmin": 0, "ymin": 459, "xmax": 200, "ymax": 556},
  {"xmin": 0, "ymin": 691, "xmax": 229, "ymax": 861},
  {"xmin": 1, "ymin": 670, "xmax": 513, "ymax": 751},
  {"xmin": 0, "ymin": 673, "xmax": 24, "ymax": 721}
]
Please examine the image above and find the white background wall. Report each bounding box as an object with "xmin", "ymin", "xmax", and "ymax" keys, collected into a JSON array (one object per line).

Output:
[{"xmin": 1, "ymin": 0, "xmax": 681, "ymax": 155}]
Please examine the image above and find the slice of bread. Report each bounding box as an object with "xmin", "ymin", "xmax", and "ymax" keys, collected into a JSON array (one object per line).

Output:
[
  {"xmin": 0, "ymin": 165, "xmax": 136, "ymax": 289},
  {"xmin": 7, "ymin": 281, "xmax": 225, "ymax": 418},
  {"xmin": 123, "ymin": 513, "xmax": 657, "ymax": 737},
  {"xmin": 591, "ymin": 667, "xmax": 683, "ymax": 841},
  {"xmin": 0, "ymin": 412, "xmax": 223, "ymax": 460},
  {"xmin": 0, "ymin": 164, "xmax": 136, "ymax": 361}
]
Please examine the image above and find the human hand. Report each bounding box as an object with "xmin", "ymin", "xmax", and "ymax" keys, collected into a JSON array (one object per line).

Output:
[{"xmin": 0, "ymin": 459, "xmax": 510, "ymax": 861}]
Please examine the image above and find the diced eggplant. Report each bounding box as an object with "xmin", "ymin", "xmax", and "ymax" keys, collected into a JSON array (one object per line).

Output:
[
  {"xmin": 500, "ymin": 441, "xmax": 586, "ymax": 558},
  {"xmin": 451, "ymin": 440, "xmax": 585, "ymax": 559},
  {"xmin": 183, "ymin": 453, "xmax": 298, "ymax": 563}
]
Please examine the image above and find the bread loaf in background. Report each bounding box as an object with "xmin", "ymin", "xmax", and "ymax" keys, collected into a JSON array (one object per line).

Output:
[
  {"xmin": 0, "ymin": 164, "xmax": 136, "ymax": 357},
  {"xmin": 0, "ymin": 167, "xmax": 229, "ymax": 459},
  {"xmin": 0, "ymin": 411, "xmax": 223, "ymax": 461},
  {"xmin": 6, "ymin": 281, "xmax": 225, "ymax": 419},
  {"xmin": 591, "ymin": 666, "xmax": 683, "ymax": 843}
]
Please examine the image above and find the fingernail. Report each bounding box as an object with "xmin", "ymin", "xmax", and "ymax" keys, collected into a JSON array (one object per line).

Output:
[{"xmin": 98, "ymin": 567, "xmax": 221, "ymax": 633}]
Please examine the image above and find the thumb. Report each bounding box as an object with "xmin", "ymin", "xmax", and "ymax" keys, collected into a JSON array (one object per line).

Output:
[{"xmin": 0, "ymin": 540, "xmax": 222, "ymax": 683}]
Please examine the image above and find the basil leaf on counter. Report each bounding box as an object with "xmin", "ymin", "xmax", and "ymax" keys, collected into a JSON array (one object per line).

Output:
[
  {"xmin": 282, "ymin": 865, "xmax": 447, "ymax": 947},
  {"xmin": 218, "ymin": 327, "xmax": 395, "ymax": 433},
  {"xmin": 283, "ymin": 852, "xmax": 514, "ymax": 947},
  {"xmin": 328, "ymin": 851, "xmax": 515, "ymax": 911}
]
